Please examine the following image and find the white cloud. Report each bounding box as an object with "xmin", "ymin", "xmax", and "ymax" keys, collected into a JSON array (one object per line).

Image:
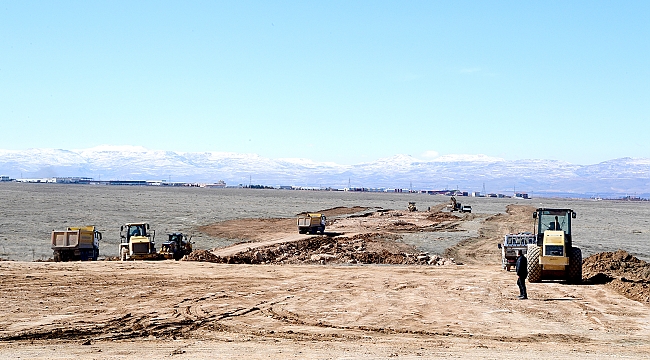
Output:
[{"xmin": 421, "ymin": 150, "xmax": 439, "ymax": 159}]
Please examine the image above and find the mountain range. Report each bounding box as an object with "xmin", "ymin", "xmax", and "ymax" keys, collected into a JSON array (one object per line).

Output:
[{"xmin": 1, "ymin": 146, "xmax": 649, "ymax": 197}]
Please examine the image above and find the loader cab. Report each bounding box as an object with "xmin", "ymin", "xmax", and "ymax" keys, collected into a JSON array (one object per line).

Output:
[
  {"xmin": 168, "ymin": 233, "xmax": 184, "ymax": 244},
  {"xmin": 120, "ymin": 223, "xmax": 151, "ymax": 243},
  {"xmin": 533, "ymin": 208, "xmax": 576, "ymax": 247}
]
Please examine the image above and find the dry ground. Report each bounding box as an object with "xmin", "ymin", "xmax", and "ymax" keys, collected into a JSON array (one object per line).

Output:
[{"xmin": 1, "ymin": 204, "xmax": 650, "ymax": 358}]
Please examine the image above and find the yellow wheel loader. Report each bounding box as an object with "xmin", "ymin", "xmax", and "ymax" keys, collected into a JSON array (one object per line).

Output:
[{"xmin": 119, "ymin": 223, "xmax": 158, "ymax": 261}]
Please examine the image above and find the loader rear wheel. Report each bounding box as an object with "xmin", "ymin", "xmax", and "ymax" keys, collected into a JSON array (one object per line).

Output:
[
  {"xmin": 120, "ymin": 248, "xmax": 128, "ymax": 261},
  {"xmin": 526, "ymin": 245, "xmax": 542, "ymax": 283},
  {"xmin": 567, "ymin": 247, "xmax": 583, "ymax": 284}
]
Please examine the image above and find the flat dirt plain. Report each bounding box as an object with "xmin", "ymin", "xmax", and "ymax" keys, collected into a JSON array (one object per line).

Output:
[{"xmin": 1, "ymin": 183, "xmax": 650, "ymax": 359}]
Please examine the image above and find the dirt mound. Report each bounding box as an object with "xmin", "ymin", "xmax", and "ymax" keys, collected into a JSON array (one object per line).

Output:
[
  {"xmin": 427, "ymin": 212, "xmax": 461, "ymax": 222},
  {"xmin": 184, "ymin": 249, "xmax": 221, "ymax": 262},
  {"xmin": 583, "ymin": 250, "xmax": 650, "ymax": 303},
  {"xmin": 184, "ymin": 234, "xmax": 456, "ymax": 266},
  {"xmin": 297, "ymin": 206, "xmax": 369, "ymax": 218}
]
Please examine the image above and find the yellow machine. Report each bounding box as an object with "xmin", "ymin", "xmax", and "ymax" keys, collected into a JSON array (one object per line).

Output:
[
  {"xmin": 119, "ymin": 223, "xmax": 158, "ymax": 261},
  {"xmin": 51, "ymin": 226, "xmax": 101, "ymax": 261},
  {"xmin": 159, "ymin": 232, "xmax": 193, "ymax": 260},
  {"xmin": 408, "ymin": 202, "xmax": 417, "ymax": 212},
  {"xmin": 297, "ymin": 213, "xmax": 326, "ymax": 234},
  {"xmin": 526, "ymin": 208, "xmax": 582, "ymax": 283}
]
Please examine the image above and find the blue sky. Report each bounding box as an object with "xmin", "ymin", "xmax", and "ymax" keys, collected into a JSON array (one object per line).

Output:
[{"xmin": 1, "ymin": 1, "xmax": 648, "ymax": 165}]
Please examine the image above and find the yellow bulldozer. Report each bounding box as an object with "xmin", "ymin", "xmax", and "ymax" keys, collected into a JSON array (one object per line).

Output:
[{"xmin": 526, "ymin": 208, "xmax": 582, "ymax": 283}]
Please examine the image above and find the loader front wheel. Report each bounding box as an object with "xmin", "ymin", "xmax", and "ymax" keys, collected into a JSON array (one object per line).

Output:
[
  {"xmin": 527, "ymin": 245, "xmax": 542, "ymax": 283},
  {"xmin": 567, "ymin": 247, "xmax": 583, "ymax": 284},
  {"xmin": 120, "ymin": 248, "xmax": 128, "ymax": 261}
]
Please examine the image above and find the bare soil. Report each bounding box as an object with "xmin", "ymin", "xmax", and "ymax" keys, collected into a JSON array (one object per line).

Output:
[{"xmin": 1, "ymin": 185, "xmax": 650, "ymax": 358}]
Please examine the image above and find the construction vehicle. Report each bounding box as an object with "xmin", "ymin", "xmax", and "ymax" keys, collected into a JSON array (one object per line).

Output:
[
  {"xmin": 447, "ymin": 197, "xmax": 471, "ymax": 213},
  {"xmin": 159, "ymin": 232, "xmax": 193, "ymax": 260},
  {"xmin": 408, "ymin": 202, "xmax": 417, "ymax": 212},
  {"xmin": 119, "ymin": 223, "xmax": 157, "ymax": 261},
  {"xmin": 297, "ymin": 213, "xmax": 326, "ymax": 234},
  {"xmin": 526, "ymin": 208, "xmax": 582, "ymax": 283},
  {"xmin": 498, "ymin": 232, "xmax": 536, "ymax": 271},
  {"xmin": 51, "ymin": 226, "xmax": 101, "ymax": 262}
]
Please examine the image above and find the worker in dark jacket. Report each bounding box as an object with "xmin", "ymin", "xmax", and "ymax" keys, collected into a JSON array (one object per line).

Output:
[{"xmin": 516, "ymin": 250, "xmax": 528, "ymax": 299}]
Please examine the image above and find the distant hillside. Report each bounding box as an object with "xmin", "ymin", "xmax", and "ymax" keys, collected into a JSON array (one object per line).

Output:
[{"xmin": 1, "ymin": 146, "xmax": 649, "ymax": 197}]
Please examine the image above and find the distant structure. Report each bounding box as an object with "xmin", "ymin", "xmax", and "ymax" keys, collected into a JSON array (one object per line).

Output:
[
  {"xmin": 0, "ymin": 175, "xmax": 12, "ymax": 182},
  {"xmin": 203, "ymin": 180, "xmax": 226, "ymax": 188},
  {"xmin": 515, "ymin": 192, "xmax": 530, "ymax": 199}
]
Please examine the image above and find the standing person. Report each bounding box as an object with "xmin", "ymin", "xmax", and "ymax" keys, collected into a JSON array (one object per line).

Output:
[{"xmin": 516, "ymin": 250, "xmax": 528, "ymax": 299}]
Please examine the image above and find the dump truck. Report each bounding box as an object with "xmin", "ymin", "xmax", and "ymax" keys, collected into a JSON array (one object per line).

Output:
[
  {"xmin": 526, "ymin": 208, "xmax": 582, "ymax": 283},
  {"xmin": 297, "ymin": 213, "xmax": 326, "ymax": 234},
  {"xmin": 51, "ymin": 226, "xmax": 101, "ymax": 262},
  {"xmin": 159, "ymin": 232, "xmax": 193, "ymax": 260},
  {"xmin": 119, "ymin": 223, "xmax": 157, "ymax": 261},
  {"xmin": 498, "ymin": 232, "xmax": 536, "ymax": 271},
  {"xmin": 461, "ymin": 205, "xmax": 472, "ymax": 213}
]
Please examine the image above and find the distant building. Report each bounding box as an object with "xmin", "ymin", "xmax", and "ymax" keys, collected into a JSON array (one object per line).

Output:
[
  {"xmin": 54, "ymin": 177, "xmax": 93, "ymax": 184},
  {"xmin": 0, "ymin": 175, "xmax": 11, "ymax": 182},
  {"xmin": 204, "ymin": 180, "xmax": 226, "ymax": 188},
  {"xmin": 472, "ymin": 191, "xmax": 481, "ymax": 197},
  {"xmin": 17, "ymin": 178, "xmax": 56, "ymax": 183},
  {"xmin": 515, "ymin": 192, "xmax": 530, "ymax": 199}
]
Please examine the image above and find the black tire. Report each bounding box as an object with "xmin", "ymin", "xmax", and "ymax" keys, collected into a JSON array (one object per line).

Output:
[
  {"xmin": 53, "ymin": 251, "xmax": 61, "ymax": 262},
  {"xmin": 527, "ymin": 245, "xmax": 542, "ymax": 283},
  {"xmin": 506, "ymin": 265, "xmax": 511, "ymax": 272},
  {"xmin": 567, "ymin": 247, "xmax": 583, "ymax": 284}
]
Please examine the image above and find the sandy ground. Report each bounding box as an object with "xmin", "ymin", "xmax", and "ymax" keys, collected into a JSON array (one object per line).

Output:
[
  {"xmin": 2, "ymin": 198, "xmax": 650, "ymax": 358},
  {"xmin": 1, "ymin": 262, "xmax": 649, "ymax": 359}
]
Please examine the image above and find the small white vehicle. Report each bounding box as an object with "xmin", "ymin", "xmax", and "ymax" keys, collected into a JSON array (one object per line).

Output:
[{"xmin": 497, "ymin": 232, "xmax": 536, "ymax": 271}]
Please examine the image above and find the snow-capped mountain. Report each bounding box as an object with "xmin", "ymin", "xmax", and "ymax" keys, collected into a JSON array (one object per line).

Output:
[{"xmin": 1, "ymin": 146, "xmax": 649, "ymax": 197}]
